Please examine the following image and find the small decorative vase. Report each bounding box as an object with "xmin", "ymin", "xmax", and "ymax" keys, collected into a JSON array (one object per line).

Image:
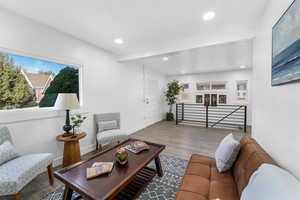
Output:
[
  {"xmin": 73, "ymin": 125, "xmax": 81, "ymax": 135},
  {"xmin": 115, "ymin": 148, "xmax": 128, "ymax": 165}
]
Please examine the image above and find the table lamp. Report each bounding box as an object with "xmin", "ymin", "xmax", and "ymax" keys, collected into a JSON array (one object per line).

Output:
[{"xmin": 54, "ymin": 93, "xmax": 80, "ymax": 137}]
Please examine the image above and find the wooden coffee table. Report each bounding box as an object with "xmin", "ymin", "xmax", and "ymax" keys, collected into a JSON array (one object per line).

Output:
[{"xmin": 54, "ymin": 139, "xmax": 165, "ymax": 200}]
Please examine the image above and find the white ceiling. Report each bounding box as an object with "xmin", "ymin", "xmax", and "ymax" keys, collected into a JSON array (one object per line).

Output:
[
  {"xmin": 127, "ymin": 39, "xmax": 253, "ymax": 76},
  {"xmin": 0, "ymin": 0, "xmax": 267, "ymax": 59}
]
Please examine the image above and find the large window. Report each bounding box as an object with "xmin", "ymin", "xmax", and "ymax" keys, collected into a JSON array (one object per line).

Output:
[{"xmin": 0, "ymin": 51, "xmax": 80, "ymax": 110}]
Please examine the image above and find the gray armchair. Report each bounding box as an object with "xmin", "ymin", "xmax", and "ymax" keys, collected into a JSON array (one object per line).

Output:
[
  {"xmin": 0, "ymin": 127, "xmax": 53, "ymax": 200},
  {"xmin": 94, "ymin": 112, "xmax": 129, "ymax": 151}
]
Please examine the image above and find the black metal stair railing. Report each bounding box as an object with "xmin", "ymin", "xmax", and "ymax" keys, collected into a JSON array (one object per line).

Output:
[{"xmin": 176, "ymin": 103, "xmax": 247, "ymax": 132}]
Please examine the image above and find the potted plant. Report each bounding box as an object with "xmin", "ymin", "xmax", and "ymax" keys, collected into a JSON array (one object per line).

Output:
[
  {"xmin": 115, "ymin": 148, "xmax": 128, "ymax": 165},
  {"xmin": 71, "ymin": 114, "xmax": 87, "ymax": 135},
  {"xmin": 164, "ymin": 80, "xmax": 182, "ymax": 121}
]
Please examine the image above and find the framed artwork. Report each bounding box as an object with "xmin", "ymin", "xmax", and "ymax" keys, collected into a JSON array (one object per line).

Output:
[
  {"xmin": 196, "ymin": 82, "xmax": 210, "ymax": 90},
  {"xmin": 219, "ymin": 95, "xmax": 227, "ymax": 104},
  {"xmin": 272, "ymin": 0, "xmax": 300, "ymax": 86},
  {"xmin": 211, "ymin": 94, "xmax": 217, "ymax": 106},
  {"xmin": 196, "ymin": 95, "xmax": 203, "ymax": 104},
  {"xmin": 236, "ymin": 80, "xmax": 248, "ymax": 103},
  {"xmin": 181, "ymin": 93, "xmax": 189, "ymax": 100},
  {"xmin": 0, "ymin": 49, "xmax": 80, "ymax": 110},
  {"xmin": 204, "ymin": 94, "xmax": 210, "ymax": 106},
  {"xmin": 211, "ymin": 82, "xmax": 226, "ymax": 90},
  {"xmin": 182, "ymin": 83, "xmax": 189, "ymax": 91}
]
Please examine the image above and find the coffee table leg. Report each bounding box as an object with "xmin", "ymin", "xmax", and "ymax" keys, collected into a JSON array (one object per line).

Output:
[
  {"xmin": 155, "ymin": 156, "xmax": 163, "ymax": 177},
  {"xmin": 63, "ymin": 186, "xmax": 73, "ymax": 200}
]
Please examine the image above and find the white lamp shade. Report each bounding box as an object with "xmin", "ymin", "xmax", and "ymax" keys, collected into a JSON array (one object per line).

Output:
[{"xmin": 54, "ymin": 93, "xmax": 80, "ymax": 110}]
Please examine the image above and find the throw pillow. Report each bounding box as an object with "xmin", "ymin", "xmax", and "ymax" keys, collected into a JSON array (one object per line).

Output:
[
  {"xmin": 0, "ymin": 140, "xmax": 18, "ymax": 165},
  {"xmin": 97, "ymin": 120, "xmax": 118, "ymax": 132},
  {"xmin": 215, "ymin": 133, "xmax": 240, "ymax": 172},
  {"xmin": 241, "ymin": 164, "xmax": 300, "ymax": 200}
]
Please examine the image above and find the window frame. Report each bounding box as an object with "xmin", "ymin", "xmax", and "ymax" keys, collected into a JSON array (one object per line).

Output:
[{"xmin": 0, "ymin": 46, "xmax": 83, "ymax": 124}]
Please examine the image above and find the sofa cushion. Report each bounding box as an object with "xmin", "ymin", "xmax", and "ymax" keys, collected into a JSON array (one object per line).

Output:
[
  {"xmin": 232, "ymin": 137, "xmax": 276, "ymax": 195},
  {"xmin": 0, "ymin": 141, "xmax": 18, "ymax": 165},
  {"xmin": 209, "ymin": 179, "xmax": 238, "ymax": 200},
  {"xmin": 190, "ymin": 154, "xmax": 216, "ymax": 166},
  {"xmin": 177, "ymin": 137, "xmax": 276, "ymax": 200},
  {"xmin": 186, "ymin": 163, "xmax": 211, "ymax": 179},
  {"xmin": 0, "ymin": 153, "xmax": 53, "ymax": 195},
  {"xmin": 176, "ymin": 191, "xmax": 208, "ymax": 200},
  {"xmin": 180, "ymin": 175, "xmax": 210, "ymax": 197},
  {"xmin": 215, "ymin": 134, "xmax": 240, "ymax": 172},
  {"xmin": 241, "ymin": 164, "xmax": 300, "ymax": 200},
  {"xmin": 176, "ymin": 154, "xmax": 239, "ymax": 200}
]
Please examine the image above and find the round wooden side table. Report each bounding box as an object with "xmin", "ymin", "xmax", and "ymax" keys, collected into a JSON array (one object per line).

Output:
[{"xmin": 56, "ymin": 132, "xmax": 87, "ymax": 167}]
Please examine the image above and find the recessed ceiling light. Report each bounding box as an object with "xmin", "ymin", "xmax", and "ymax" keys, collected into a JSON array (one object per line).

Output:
[
  {"xmin": 114, "ymin": 38, "xmax": 124, "ymax": 44},
  {"xmin": 203, "ymin": 11, "xmax": 215, "ymax": 21},
  {"xmin": 163, "ymin": 56, "xmax": 169, "ymax": 61},
  {"xmin": 240, "ymin": 65, "xmax": 247, "ymax": 69}
]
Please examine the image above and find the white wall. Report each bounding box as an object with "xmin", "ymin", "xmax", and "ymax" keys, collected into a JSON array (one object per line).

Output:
[
  {"xmin": 253, "ymin": 0, "xmax": 300, "ymax": 179},
  {"xmin": 168, "ymin": 69, "xmax": 252, "ymax": 125},
  {"xmin": 0, "ymin": 8, "xmax": 166, "ymax": 166}
]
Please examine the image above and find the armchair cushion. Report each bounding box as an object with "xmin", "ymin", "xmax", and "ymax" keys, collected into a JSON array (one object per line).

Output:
[
  {"xmin": 97, "ymin": 120, "xmax": 118, "ymax": 132},
  {"xmin": 0, "ymin": 153, "xmax": 53, "ymax": 195},
  {"xmin": 0, "ymin": 141, "xmax": 18, "ymax": 165},
  {"xmin": 97, "ymin": 129, "xmax": 129, "ymax": 147}
]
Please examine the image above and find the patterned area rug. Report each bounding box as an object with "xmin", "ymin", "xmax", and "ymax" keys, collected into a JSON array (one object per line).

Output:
[{"xmin": 42, "ymin": 155, "xmax": 188, "ymax": 200}]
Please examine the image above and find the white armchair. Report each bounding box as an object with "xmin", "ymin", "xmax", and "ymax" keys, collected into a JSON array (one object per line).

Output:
[
  {"xmin": 0, "ymin": 127, "xmax": 53, "ymax": 200},
  {"xmin": 94, "ymin": 113, "xmax": 129, "ymax": 151}
]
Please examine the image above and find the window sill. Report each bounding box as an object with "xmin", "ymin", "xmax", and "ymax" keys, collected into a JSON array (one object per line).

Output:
[{"xmin": 0, "ymin": 107, "xmax": 87, "ymax": 125}]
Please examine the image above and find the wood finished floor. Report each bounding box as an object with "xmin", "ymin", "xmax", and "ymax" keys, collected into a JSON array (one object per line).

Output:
[
  {"xmin": 0, "ymin": 121, "xmax": 251, "ymax": 200},
  {"xmin": 133, "ymin": 121, "xmax": 250, "ymax": 160}
]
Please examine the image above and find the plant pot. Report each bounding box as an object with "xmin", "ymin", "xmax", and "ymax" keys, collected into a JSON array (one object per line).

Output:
[
  {"xmin": 116, "ymin": 159, "xmax": 128, "ymax": 165},
  {"xmin": 166, "ymin": 112, "xmax": 174, "ymax": 121},
  {"xmin": 115, "ymin": 148, "xmax": 128, "ymax": 166}
]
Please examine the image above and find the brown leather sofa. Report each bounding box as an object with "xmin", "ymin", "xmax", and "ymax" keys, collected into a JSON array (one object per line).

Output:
[{"xmin": 176, "ymin": 136, "xmax": 276, "ymax": 200}]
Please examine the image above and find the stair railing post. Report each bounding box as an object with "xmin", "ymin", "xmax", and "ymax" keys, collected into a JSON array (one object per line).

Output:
[
  {"xmin": 206, "ymin": 105, "xmax": 209, "ymax": 128},
  {"xmin": 182, "ymin": 103, "xmax": 184, "ymax": 121},
  {"xmin": 244, "ymin": 105, "xmax": 247, "ymax": 133},
  {"xmin": 176, "ymin": 103, "xmax": 178, "ymax": 125}
]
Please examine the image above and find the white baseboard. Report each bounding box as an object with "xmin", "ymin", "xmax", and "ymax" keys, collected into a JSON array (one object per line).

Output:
[{"xmin": 127, "ymin": 119, "xmax": 163, "ymax": 135}]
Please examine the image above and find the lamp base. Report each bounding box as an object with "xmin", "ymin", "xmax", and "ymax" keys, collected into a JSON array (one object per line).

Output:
[
  {"xmin": 62, "ymin": 109, "xmax": 73, "ymax": 137},
  {"xmin": 62, "ymin": 132, "xmax": 73, "ymax": 137}
]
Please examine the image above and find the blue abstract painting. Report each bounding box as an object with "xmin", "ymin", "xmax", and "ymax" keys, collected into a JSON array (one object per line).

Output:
[{"xmin": 272, "ymin": 0, "xmax": 300, "ymax": 86}]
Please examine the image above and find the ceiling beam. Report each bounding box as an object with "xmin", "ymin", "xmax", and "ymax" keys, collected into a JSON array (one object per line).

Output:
[{"xmin": 117, "ymin": 31, "xmax": 255, "ymax": 62}]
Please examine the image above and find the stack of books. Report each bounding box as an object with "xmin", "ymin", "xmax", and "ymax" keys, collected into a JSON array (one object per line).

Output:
[
  {"xmin": 124, "ymin": 141, "xmax": 150, "ymax": 154},
  {"xmin": 86, "ymin": 162, "xmax": 114, "ymax": 179}
]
